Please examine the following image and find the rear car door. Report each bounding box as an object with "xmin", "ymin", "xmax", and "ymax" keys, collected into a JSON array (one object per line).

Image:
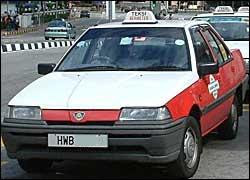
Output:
[{"xmin": 67, "ymin": 22, "xmax": 74, "ymax": 38}]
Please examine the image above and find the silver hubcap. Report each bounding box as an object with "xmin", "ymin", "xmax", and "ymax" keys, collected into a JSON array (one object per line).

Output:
[
  {"xmin": 184, "ymin": 127, "xmax": 198, "ymax": 169},
  {"xmin": 231, "ymin": 104, "xmax": 238, "ymax": 132}
]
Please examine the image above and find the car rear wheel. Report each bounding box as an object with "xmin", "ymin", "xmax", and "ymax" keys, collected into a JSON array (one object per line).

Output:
[
  {"xmin": 166, "ymin": 117, "xmax": 202, "ymax": 178},
  {"xmin": 217, "ymin": 96, "xmax": 239, "ymax": 140},
  {"xmin": 45, "ymin": 37, "xmax": 49, "ymax": 40},
  {"xmin": 51, "ymin": 37, "xmax": 55, "ymax": 40},
  {"xmin": 18, "ymin": 159, "xmax": 53, "ymax": 173}
]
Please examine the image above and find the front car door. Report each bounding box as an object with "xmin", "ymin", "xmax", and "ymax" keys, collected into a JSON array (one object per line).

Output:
[
  {"xmin": 200, "ymin": 26, "xmax": 235, "ymax": 126},
  {"xmin": 189, "ymin": 26, "xmax": 224, "ymax": 135}
]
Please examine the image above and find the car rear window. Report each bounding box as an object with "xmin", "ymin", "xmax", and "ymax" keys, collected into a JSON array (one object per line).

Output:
[{"xmin": 48, "ymin": 20, "xmax": 66, "ymax": 27}]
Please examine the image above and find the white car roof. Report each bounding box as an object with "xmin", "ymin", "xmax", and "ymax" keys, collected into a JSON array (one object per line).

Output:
[
  {"xmin": 193, "ymin": 12, "xmax": 249, "ymax": 18},
  {"xmin": 91, "ymin": 20, "xmax": 209, "ymax": 29}
]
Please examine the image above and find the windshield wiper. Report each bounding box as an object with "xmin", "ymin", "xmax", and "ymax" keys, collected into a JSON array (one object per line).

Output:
[
  {"xmin": 125, "ymin": 66, "xmax": 188, "ymax": 71},
  {"xmin": 60, "ymin": 65, "xmax": 124, "ymax": 72}
]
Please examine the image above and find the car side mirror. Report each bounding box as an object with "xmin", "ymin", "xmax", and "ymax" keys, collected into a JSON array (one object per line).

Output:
[
  {"xmin": 38, "ymin": 63, "xmax": 56, "ymax": 75},
  {"xmin": 198, "ymin": 63, "xmax": 219, "ymax": 77}
]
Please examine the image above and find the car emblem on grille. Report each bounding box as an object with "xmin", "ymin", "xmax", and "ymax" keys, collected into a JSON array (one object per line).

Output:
[{"xmin": 73, "ymin": 112, "xmax": 85, "ymax": 121}]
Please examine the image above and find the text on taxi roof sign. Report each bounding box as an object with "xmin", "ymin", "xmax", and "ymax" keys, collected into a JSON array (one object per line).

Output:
[
  {"xmin": 123, "ymin": 11, "xmax": 158, "ymax": 24},
  {"xmin": 214, "ymin": 6, "xmax": 234, "ymax": 14}
]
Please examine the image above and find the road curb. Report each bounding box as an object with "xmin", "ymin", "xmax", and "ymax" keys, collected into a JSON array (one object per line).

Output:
[
  {"xmin": 1, "ymin": 40, "xmax": 75, "ymax": 53},
  {"xmin": 1, "ymin": 27, "xmax": 39, "ymax": 36}
]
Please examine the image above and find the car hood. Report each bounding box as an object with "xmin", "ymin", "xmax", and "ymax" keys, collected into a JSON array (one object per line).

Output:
[
  {"xmin": 225, "ymin": 41, "xmax": 249, "ymax": 59},
  {"xmin": 9, "ymin": 71, "xmax": 198, "ymax": 109}
]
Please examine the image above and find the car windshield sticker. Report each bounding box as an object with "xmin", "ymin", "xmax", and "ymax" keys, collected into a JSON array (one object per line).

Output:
[
  {"xmin": 175, "ymin": 39, "xmax": 185, "ymax": 46},
  {"xmin": 208, "ymin": 75, "xmax": 220, "ymax": 99},
  {"xmin": 133, "ymin": 37, "xmax": 146, "ymax": 42},
  {"xmin": 120, "ymin": 37, "xmax": 133, "ymax": 45}
]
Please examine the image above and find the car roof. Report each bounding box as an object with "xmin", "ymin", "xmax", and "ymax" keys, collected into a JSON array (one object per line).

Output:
[
  {"xmin": 193, "ymin": 12, "xmax": 249, "ymax": 18},
  {"xmin": 92, "ymin": 20, "xmax": 209, "ymax": 29}
]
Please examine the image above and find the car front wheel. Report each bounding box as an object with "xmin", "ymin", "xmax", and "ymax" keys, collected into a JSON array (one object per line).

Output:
[
  {"xmin": 167, "ymin": 116, "xmax": 202, "ymax": 178},
  {"xmin": 18, "ymin": 159, "xmax": 53, "ymax": 173}
]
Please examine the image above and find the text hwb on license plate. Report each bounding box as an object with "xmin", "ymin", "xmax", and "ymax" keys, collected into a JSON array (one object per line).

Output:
[{"xmin": 48, "ymin": 134, "xmax": 108, "ymax": 147}]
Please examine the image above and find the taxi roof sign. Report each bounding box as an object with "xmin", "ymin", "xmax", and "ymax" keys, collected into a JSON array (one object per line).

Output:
[
  {"xmin": 214, "ymin": 6, "xmax": 234, "ymax": 14},
  {"xmin": 122, "ymin": 11, "xmax": 158, "ymax": 24},
  {"xmin": 238, "ymin": 6, "xmax": 249, "ymax": 13}
]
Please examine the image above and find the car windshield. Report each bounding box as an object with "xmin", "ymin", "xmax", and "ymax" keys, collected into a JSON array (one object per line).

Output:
[
  {"xmin": 48, "ymin": 20, "xmax": 66, "ymax": 27},
  {"xmin": 56, "ymin": 27, "xmax": 191, "ymax": 71},
  {"xmin": 193, "ymin": 16, "xmax": 249, "ymax": 41}
]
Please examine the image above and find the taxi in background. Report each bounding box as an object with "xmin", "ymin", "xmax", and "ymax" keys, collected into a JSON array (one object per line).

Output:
[
  {"xmin": 191, "ymin": 6, "xmax": 249, "ymax": 76},
  {"xmin": 2, "ymin": 11, "xmax": 249, "ymax": 179},
  {"xmin": 237, "ymin": 6, "xmax": 249, "ymax": 13}
]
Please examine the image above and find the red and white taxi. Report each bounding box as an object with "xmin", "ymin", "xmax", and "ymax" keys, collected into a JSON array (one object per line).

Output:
[{"xmin": 2, "ymin": 11, "xmax": 248, "ymax": 178}]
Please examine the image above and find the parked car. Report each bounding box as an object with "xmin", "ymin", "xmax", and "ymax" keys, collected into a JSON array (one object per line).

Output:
[
  {"xmin": 238, "ymin": 6, "xmax": 249, "ymax": 13},
  {"xmin": 44, "ymin": 19, "xmax": 76, "ymax": 40},
  {"xmin": 192, "ymin": 6, "xmax": 249, "ymax": 76},
  {"xmin": 2, "ymin": 11, "xmax": 248, "ymax": 179},
  {"xmin": 80, "ymin": 10, "xmax": 90, "ymax": 18}
]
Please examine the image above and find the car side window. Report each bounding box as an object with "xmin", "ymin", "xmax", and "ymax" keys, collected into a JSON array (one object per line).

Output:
[
  {"xmin": 202, "ymin": 30, "xmax": 224, "ymax": 65},
  {"xmin": 209, "ymin": 30, "xmax": 231, "ymax": 62},
  {"xmin": 190, "ymin": 28, "xmax": 214, "ymax": 65}
]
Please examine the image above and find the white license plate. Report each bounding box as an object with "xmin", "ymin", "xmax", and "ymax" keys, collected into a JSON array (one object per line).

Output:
[{"xmin": 48, "ymin": 134, "xmax": 108, "ymax": 148}]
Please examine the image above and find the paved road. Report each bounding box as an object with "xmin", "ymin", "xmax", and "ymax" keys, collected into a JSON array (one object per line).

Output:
[{"xmin": 1, "ymin": 48, "xmax": 249, "ymax": 179}]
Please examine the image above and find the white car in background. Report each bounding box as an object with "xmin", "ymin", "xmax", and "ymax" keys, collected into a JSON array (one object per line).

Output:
[
  {"xmin": 192, "ymin": 6, "xmax": 249, "ymax": 74},
  {"xmin": 237, "ymin": 6, "xmax": 249, "ymax": 13}
]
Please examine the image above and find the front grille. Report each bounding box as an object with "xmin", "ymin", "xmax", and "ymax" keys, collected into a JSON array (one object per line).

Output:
[{"xmin": 46, "ymin": 121, "xmax": 115, "ymax": 126}]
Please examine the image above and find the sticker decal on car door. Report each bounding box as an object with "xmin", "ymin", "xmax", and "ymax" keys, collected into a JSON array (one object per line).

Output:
[{"xmin": 208, "ymin": 75, "xmax": 220, "ymax": 99}]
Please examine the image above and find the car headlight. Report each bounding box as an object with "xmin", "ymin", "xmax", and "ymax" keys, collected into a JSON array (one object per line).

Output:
[
  {"xmin": 119, "ymin": 107, "xmax": 171, "ymax": 121},
  {"xmin": 8, "ymin": 106, "xmax": 41, "ymax": 120}
]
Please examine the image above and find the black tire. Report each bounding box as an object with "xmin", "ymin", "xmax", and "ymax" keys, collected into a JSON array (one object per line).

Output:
[
  {"xmin": 244, "ymin": 90, "xmax": 249, "ymax": 104},
  {"xmin": 45, "ymin": 37, "xmax": 49, "ymax": 40},
  {"xmin": 51, "ymin": 37, "xmax": 55, "ymax": 40},
  {"xmin": 217, "ymin": 96, "xmax": 239, "ymax": 140},
  {"xmin": 18, "ymin": 159, "xmax": 53, "ymax": 173},
  {"xmin": 167, "ymin": 117, "xmax": 202, "ymax": 178}
]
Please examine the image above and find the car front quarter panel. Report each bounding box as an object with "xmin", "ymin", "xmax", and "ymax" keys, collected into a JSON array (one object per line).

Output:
[{"xmin": 166, "ymin": 81, "xmax": 201, "ymax": 121}]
